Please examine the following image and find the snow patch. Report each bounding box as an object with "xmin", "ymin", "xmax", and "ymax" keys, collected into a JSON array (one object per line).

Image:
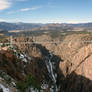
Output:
[{"xmin": 0, "ymin": 84, "xmax": 11, "ymax": 92}]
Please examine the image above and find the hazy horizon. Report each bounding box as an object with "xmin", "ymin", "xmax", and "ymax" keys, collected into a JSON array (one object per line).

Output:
[{"xmin": 0, "ymin": 21, "xmax": 92, "ymax": 24}]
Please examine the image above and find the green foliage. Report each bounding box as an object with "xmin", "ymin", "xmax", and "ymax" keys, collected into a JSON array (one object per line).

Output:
[
  {"xmin": 0, "ymin": 88, "xmax": 3, "ymax": 92},
  {"xmin": 1, "ymin": 43, "xmax": 8, "ymax": 47},
  {"xmin": 16, "ymin": 81, "xmax": 26, "ymax": 92},
  {"xmin": 50, "ymin": 31, "xmax": 60, "ymax": 38},
  {"xmin": 16, "ymin": 74, "xmax": 41, "ymax": 92}
]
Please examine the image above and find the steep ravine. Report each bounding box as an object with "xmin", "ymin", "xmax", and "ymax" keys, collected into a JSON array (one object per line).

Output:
[
  {"xmin": 44, "ymin": 51, "xmax": 59, "ymax": 92},
  {"xmin": 0, "ymin": 43, "xmax": 62, "ymax": 92},
  {"xmin": 1, "ymin": 34, "xmax": 92, "ymax": 92},
  {"xmin": 58, "ymin": 35, "xmax": 92, "ymax": 92}
]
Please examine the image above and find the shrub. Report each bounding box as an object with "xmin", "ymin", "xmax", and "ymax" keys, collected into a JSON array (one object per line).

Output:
[{"xmin": 16, "ymin": 74, "xmax": 41, "ymax": 92}]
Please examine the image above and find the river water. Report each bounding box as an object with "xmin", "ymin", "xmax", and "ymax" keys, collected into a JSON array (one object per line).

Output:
[{"xmin": 45, "ymin": 52, "xmax": 57, "ymax": 92}]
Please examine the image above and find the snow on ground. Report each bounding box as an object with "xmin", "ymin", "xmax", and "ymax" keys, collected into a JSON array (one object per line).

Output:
[{"xmin": 0, "ymin": 84, "xmax": 11, "ymax": 92}]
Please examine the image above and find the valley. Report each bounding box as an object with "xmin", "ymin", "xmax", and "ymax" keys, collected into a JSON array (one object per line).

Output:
[
  {"xmin": 0, "ymin": 28, "xmax": 92, "ymax": 92},
  {"xmin": 0, "ymin": 0, "xmax": 92, "ymax": 91}
]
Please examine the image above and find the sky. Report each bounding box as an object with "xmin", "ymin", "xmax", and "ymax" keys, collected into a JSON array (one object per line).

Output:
[{"xmin": 0, "ymin": 0, "xmax": 92, "ymax": 23}]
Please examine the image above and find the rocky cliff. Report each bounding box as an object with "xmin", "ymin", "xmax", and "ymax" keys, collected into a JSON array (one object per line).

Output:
[{"xmin": 0, "ymin": 34, "xmax": 92, "ymax": 92}]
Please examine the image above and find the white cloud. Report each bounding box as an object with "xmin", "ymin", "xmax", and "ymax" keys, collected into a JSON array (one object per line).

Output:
[
  {"xmin": 7, "ymin": 6, "xmax": 41, "ymax": 14},
  {"xmin": 0, "ymin": 18, "xmax": 5, "ymax": 22},
  {"xmin": 20, "ymin": 6, "xmax": 41, "ymax": 12},
  {"xmin": 0, "ymin": 0, "xmax": 11, "ymax": 10},
  {"xmin": 30, "ymin": 6, "xmax": 41, "ymax": 10},
  {"xmin": 0, "ymin": 0, "xmax": 27, "ymax": 11},
  {"xmin": 20, "ymin": 8, "xmax": 31, "ymax": 12}
]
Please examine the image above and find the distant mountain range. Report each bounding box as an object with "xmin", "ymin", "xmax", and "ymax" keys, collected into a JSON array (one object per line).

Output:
[
  {"xmin": 0, "ymin": 22, "xmax": 92, "ymax": 31},
  {"xmin": 0, "ymin": 22, "xmax": 43, "ymax": 31}
]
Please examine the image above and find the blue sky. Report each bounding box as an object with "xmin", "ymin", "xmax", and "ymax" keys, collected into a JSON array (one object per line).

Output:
[{"xmin": 0, "ymin": 0, "xmax": 92, "ymax": 23}]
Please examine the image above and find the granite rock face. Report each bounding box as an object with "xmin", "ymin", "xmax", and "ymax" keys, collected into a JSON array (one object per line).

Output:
[
  {"xmin": 58, "ymin": 34, "xmax": 92, "ymax": 92},
  {"xmin": 1, "ymin": 34, "xmax": 92, "ymax": 92}
]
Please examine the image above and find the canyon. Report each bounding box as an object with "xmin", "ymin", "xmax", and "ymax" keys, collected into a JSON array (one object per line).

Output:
[{"xmin": 0, "ymin": 33, "xmax": 92, "ymax": 92}]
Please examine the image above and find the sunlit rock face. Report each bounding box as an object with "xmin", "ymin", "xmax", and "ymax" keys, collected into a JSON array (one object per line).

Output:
[
  {"xmin": 1, "ymin": 34, "xmax": 92, "ymax": 92},
  {"xmin": 58, "ymin": 34, "xmax": 92, "ymax": 92},
  {"xmin": 65, "ymin": 44, "xmax": 92, "ymax": 92}
]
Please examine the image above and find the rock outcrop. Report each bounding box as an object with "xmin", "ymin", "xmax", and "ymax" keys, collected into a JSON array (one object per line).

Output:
[
  {"xmin": 1, "ymin": 34, "xmax": 92, "ymax": 92},
  {"xmin": 0, "ymin": 40, "xmax": 62, "ymax": 92},
  {"xmin": 58, "ymin": 34, "xmax": 92, "ymax": 92}
]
